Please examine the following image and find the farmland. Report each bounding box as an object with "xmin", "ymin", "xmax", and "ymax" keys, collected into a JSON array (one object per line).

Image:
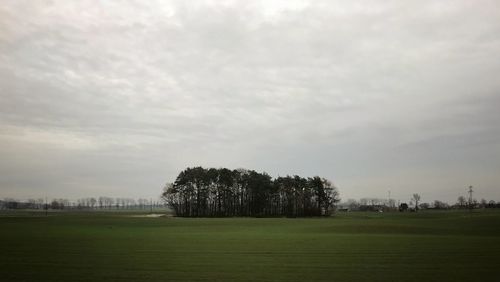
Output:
[{"xmin": 1, "ymin": 210, "xmax": 499, "ymax": 281}]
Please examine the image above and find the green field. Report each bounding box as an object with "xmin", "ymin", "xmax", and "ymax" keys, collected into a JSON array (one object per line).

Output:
[{"xmin": 1, "ymin": 210, "xmax": 499, "ymax": 281}]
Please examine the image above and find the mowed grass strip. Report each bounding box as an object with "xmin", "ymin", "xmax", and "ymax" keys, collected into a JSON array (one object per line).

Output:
[{"xmin": 1, "ymin": 211, "xmax": 499, "ymax": 281}]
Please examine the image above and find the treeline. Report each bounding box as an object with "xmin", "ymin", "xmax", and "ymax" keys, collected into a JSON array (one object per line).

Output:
[
  {"xmin": 0, "ymin": 197, "xmax": 163, "ymax": 210},
  {"xmin": 339, "ymin": 198, "xmax": 500, "ymax": 212},
  {"xmin": 162, "ymin": 167, "xmax": 340, "ymax": 217},
  {"xmin": 75, "ymin": 197, "xmax": 154, "ymax": 210}
]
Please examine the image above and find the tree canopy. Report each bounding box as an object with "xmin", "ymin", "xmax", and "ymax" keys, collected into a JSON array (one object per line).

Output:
[{"xmin": 162, "ymin": 167, "xmax": 340, "ymax": 217}]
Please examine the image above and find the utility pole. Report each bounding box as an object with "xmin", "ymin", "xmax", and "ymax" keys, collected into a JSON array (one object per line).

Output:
[
  {"xmin": 45, "ymin": 197, "xmax": 48, "ymax": 216},
  {"xmin": 150, "ymin": 198, "xmax": 153, "ymax": 214},
  {"xmin": 388, "ymin": 190, "xmax": 391, "ymax": 208},
  {"xmin": 468, "ymin": 186, "xmax": 473, "ymax": 212}
]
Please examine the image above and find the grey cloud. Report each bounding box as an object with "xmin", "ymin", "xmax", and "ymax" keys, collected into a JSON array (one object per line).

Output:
[{"xmin": 1, "ymin": 0, "xmax": 499, "ymax": 202}]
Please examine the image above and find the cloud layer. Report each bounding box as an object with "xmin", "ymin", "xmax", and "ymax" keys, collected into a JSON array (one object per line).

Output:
[{"xmin": 1, "ymin": 0, "xmax": 500, "ymax": 202}]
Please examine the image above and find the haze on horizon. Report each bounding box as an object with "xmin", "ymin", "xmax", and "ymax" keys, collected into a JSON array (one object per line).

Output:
[{"xmin": 1, "ymin": 0, "xmax": 499, "ymax": 204}]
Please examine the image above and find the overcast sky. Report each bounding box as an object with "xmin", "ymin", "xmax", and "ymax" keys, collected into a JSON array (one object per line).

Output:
[{"xmin": 1, "ymin": 0, "xmax": 499, "ymax": 203}]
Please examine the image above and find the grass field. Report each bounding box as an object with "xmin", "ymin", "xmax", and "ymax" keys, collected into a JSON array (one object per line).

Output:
[{"xmin": 1, "ymin": 210, "xmax": 499, "ymax": 281}]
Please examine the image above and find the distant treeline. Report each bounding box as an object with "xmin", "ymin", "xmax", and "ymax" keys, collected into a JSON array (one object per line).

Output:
[
  {"xmin": 162, "ymin": 167, "xmax": 340, "ymax": 217},
  {"xmin": 339, "ymin": 198, "xmax": 500, "ymax": 212},
  {"xmin": 0, "ymin": 197, "xmax": 163, "ymax": 210}
]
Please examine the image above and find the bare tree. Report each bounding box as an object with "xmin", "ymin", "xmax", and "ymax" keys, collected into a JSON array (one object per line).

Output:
[
  {"xmin": 412, "ymin": 194, "xmax": 421, "ymax": 211},
  {"xmin": 90, "ymin": 197, "xmax": 96, "ymax": 209},
  {"xmin": 457, "ymin": 196, "xmax": 466, "ymax": 208},
  {"xmin": 488, "ymin": 200, "xmax": 496, "ymax": 208}
]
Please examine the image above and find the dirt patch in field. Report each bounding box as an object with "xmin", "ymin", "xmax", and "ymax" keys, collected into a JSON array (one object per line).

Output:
[{"xmin": 129, "ymin": 213, "xmax": 170, "ymax": 218}]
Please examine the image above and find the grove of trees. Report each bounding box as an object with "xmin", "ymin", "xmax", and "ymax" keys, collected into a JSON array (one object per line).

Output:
[{"xmin": 162, "ymin": 167, "xmax": 340, "ymax": 217}]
